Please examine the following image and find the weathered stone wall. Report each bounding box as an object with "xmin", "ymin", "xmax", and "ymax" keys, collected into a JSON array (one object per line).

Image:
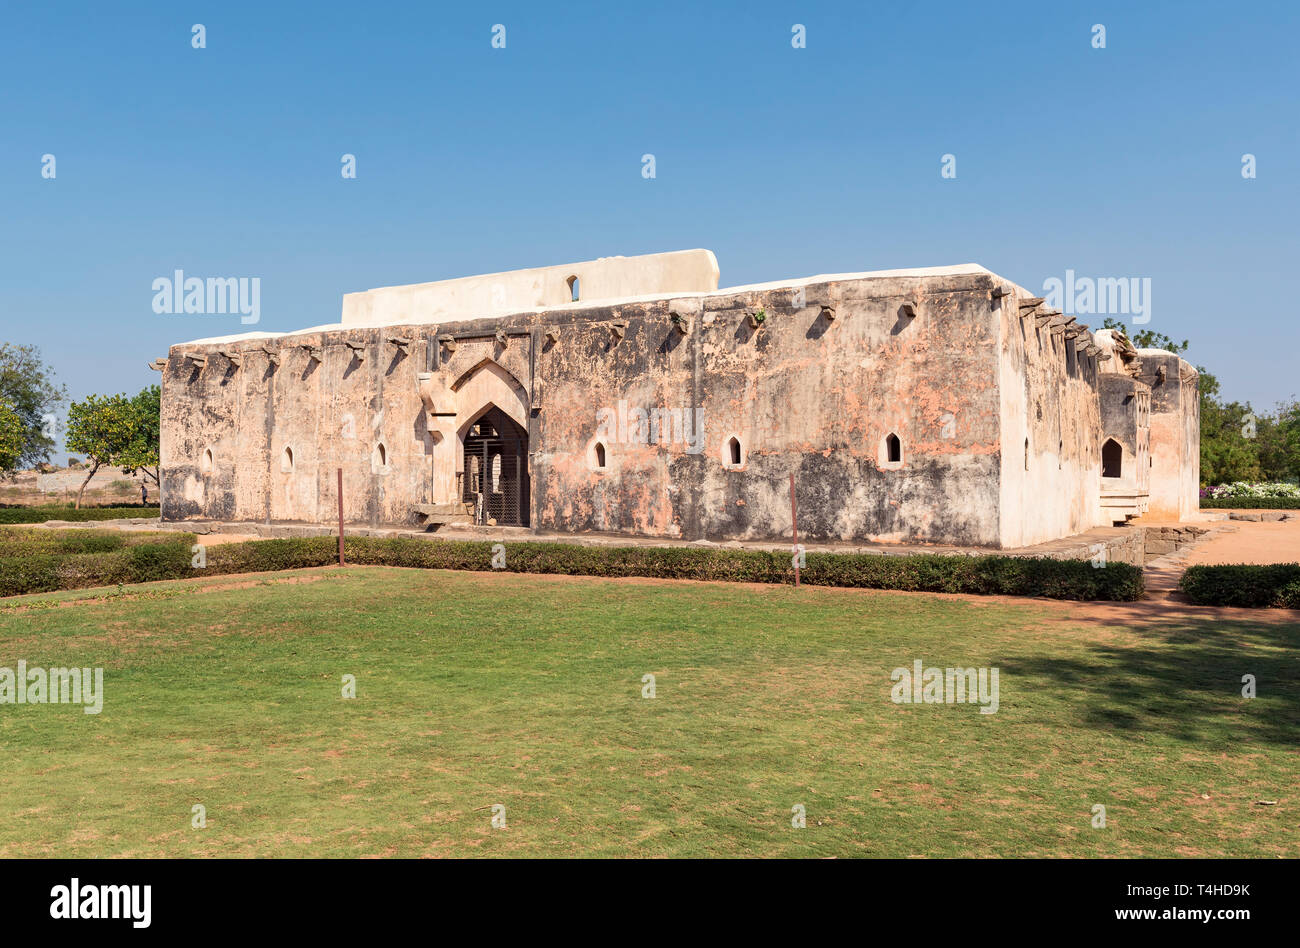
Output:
[
  {"xmin": 1097, "ymin": 373, "xmax": 1153, "ymax": 506},
  {"xmin": 161, "ymin": 327, "xmax": 442, "ymax": 528},
  {"xmin": 1136, "ymin": 350, "xmax": 1199, "ymax": 520},
  {"xmin": 530, "ymin": 273, "xmax": 1004, "ymax": 544},
  {"xmin": 160, "ymin": 264, "xmax": 1190, "ymax": 549},
  {"xmin": 997, "ymin": 294, "xmax": 1105, "ymax": 547},
  {"xmin": 164, "ymin": 271, "xmax": 1018, "ymax": 544},
  {"xmin": 1143, "ymin": 523, "xmax": 1211, "ymax": 560}
]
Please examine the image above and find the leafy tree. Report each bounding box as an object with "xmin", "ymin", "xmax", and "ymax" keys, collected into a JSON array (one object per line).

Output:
[
  {"xmin": 118, "ymin": 385, "xmax": 160, "ymax": 487},
  {"xmin": 0, "ymin": 343, "xmax": 65, "ymax": 468},
  {"xmin": 1256, "ymin": 399, "xmax": 1300, "ymax": 482},
  {"xmin": 1198, "ymin": 377, "xmax": 1261, "ymax": 484},
  {"xmin": 0, "ymin": 400, "xmax": 23, "ymax": 473},
  {"xmin": 65, "ymin": 393, "xmax": 137, "ymax": 508}
]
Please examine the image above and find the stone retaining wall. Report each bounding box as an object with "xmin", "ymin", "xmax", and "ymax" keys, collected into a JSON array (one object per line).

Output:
[{"xmin": 1143, "ymin": 524, "xmax": 1212, "ymax": 560}]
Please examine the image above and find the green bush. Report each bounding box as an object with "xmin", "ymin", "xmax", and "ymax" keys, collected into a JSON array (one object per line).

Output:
[
  {"xmin": 1199, "ymin": 497, "xmax": 1300, "ymax": 509},
  {"xmin": 0, "ymin": 526, "xmax": 185, "ymax": 557},
  {"xmin": 169, "ymin": 537, "xmax": 1128, "ymax": 600},
  {"xmin": 1179, "ymin": 563, "xmax": 1300, "ymax": 608},
  {"xmin": 0, "ymin": 538, "xmax": 195, "ymax": 597},
  {"xmin": 0, "ymin": 502, "xmax": 160, "ymax": 510},
  {"xmin": 0, "ymin": 533, "xmax": 1146, "ymax": 601},
  {"xmin": 0, "ymin": 505, "xmax": 160, "ymax": 525}
]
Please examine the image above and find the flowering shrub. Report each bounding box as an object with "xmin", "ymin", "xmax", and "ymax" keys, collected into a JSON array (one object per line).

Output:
[{"xmin": 1202, "ymin": 482, "xmax": 1300, "ymax": 499}]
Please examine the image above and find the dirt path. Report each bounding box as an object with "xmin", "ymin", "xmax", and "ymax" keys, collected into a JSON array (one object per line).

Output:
[{"xmin": 1182, "ymin": 517, "xmax": 1300, "ymax": 566}]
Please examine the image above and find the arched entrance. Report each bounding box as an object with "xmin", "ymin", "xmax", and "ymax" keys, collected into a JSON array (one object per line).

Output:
[{"xmin": 461, "ymin": 406, "xmax": 529, "ymax": 526}]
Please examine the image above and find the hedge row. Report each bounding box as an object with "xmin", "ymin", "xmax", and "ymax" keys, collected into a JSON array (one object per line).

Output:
[
  {"xmin": 0, "ymin": 527, "xmax": 187, "ymax": 557},
  {"xmin": 1179, "ymin": 564, "xmax": 1300, "ymax": 608},
  {"xmin": 1199, "ymin": 497, "xmax": 1300, "ymax": 510},
  {"xmin": 0, "ymin": 501, "xmax": 160, "ymax": 510},
  {"xmin": 0, "ymin": 542, "xmax": 196, "ymax": 597},
  {"xmin": 0, "ymin": 505, "xmax": 160, "ymax": 525},
  {"xmin": 0, "ymin": 533, "xmax": 1146, "ymax": 601}
]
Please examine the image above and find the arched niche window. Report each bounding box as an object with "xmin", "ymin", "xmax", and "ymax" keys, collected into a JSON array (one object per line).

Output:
[
  {"xmin": 1101, "ymin": 439, "xmax": 1122, "ymax": 478},
  {"xmin": 589, "ymin": 440, "xmax": 607, "ymax": 471},
  {"xmin": 566, "ymin": 275, "xmax": 580, "ymax": 302},
  {"xmin": 879, "ymin": 432, "xmax": 903, "ymax": 468},
  {"xmin": 373, "ymin": 442, "xmax": 388, "ymax": 473},
  {"xmin": 281, "ymin": 446, "xmax": 295, "ymax": 473},
  {"xmin": 722, "ymin": 435, "xmax": 744, "ymax": 468},
  {"xmin": 200, "ymin": 447, "xmax": 214, "ymax": 475}
]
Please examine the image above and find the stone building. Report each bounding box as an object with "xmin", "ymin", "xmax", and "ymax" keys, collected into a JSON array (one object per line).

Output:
[{"xmin": 157, "ymin": 250, "xmax": 1198, "ymax": 548}]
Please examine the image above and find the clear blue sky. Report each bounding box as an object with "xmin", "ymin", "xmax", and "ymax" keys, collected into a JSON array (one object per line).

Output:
[{"xmin": 2, "ymin": 0, "xmax": 1296, "ymax": 445}]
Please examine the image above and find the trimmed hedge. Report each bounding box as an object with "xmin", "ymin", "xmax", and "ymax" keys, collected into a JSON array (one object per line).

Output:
[
  {"xmin": 0, "ymin": 533, "xmax": 1145, "ymax": 601},
  {"xmin": 1199, "ymin": 497, "xmax": 1300, "ymax": 510},
  {"xmin": 0, "ymin": 542, "xmax": 194, "ymax": 597},
  {"xmin": 0, "ymin": 505, "xmax": 160, "ymax": 525},
  {"xmin": 0, "ymin": 527, "xmax": 188, "ymax": 557},
  {"xmin": 0, "ymin": 502, "xmax": 159, "ymax": 509},
  {"xmin": 1179, "ymin": 564, "xmax": 1300, "ymax": 608}
]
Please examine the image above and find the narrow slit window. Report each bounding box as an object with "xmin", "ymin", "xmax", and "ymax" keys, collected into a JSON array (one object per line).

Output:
[
  {"xmin": 886, "ymin": 433, "xmax": 901, "ymax": 464},
  {"xmin": 595, "ymin": 442, "xmax": 606, "ymax": 468},
  {"xmin": 1024, "ymin": 437, "xmax": 1029, "ymax": 471},
  {"xmin": 728, "ymin": 436, "xmax": 741, "ymax": 465}
]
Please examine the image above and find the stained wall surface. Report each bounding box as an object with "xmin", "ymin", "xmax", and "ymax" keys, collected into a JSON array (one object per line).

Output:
[
  {"xmin": 996, "ymin": 297, "xmax": 1104, "ymax": 547},
  {"xmin": 160, "ymin": 262, "xmax": 1194, "ymax": 548},
  {"xmin": 1136, "ymin": 350, "xmax": 1200, "ymax": 520}
]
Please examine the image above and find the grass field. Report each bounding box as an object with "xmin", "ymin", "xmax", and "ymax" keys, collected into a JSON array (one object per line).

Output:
[{"xmin": 0, "ymin": 566, "xmax": 1295, "ymax": 858}]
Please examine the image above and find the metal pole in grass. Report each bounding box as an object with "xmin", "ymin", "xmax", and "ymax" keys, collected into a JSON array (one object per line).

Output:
[
  {"xmin": 337, "ymin": 468, "xmax": 345, "ymax": 567},
  {"xmin": 790, "ymin": 472, "xmax": 800, "ymax": 587}
]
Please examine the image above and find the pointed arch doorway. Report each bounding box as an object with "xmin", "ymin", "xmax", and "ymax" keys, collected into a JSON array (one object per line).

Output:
[{"xmin": 460, "ymin": 406, "xmax": 529, "ymax": 526}]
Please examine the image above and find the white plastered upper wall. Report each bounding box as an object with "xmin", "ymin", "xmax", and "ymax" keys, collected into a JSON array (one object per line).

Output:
[{"xmin": 339, "ymin": 249, "xmax": 722, "ymax": 328}]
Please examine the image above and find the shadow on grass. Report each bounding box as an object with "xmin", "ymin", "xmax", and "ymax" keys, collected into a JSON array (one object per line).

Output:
[{"xmin": 1010, "ymin": 617, "xmax": 1299, "ymax": 750}]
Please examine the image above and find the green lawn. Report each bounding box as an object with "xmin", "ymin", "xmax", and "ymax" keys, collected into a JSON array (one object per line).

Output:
[{"xmin": 0, "ymin": 566, "xmax": 1294, "ymax": 857}]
